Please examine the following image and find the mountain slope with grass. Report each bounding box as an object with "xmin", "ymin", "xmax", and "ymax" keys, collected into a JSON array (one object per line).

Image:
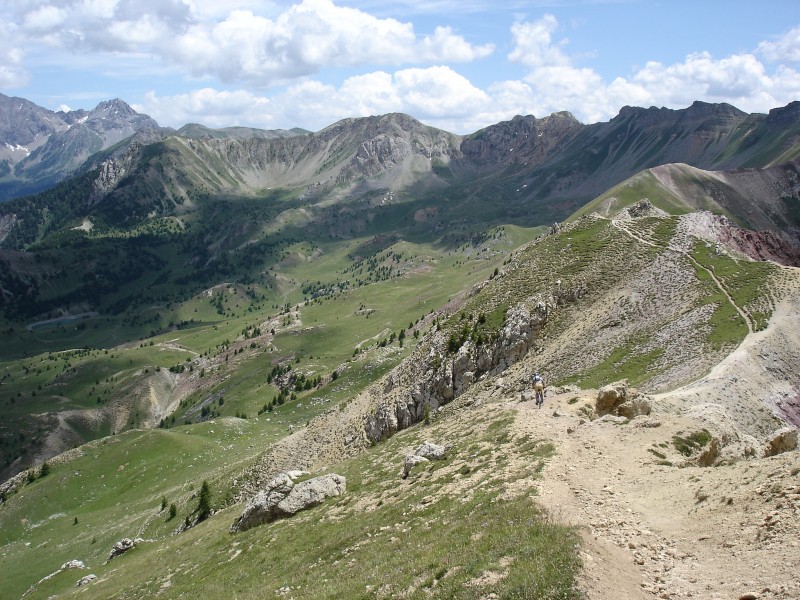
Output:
[
  {"xmin": 1, "ymin": 98, "xmax": 800, "ymax": 599},
  {"xmin": 1, "ymin": 197, "xmax": 798, "ymax": 599},
  {"xmin": 572, "ymin": 159, "xmax": 800, "ymax": 264}
]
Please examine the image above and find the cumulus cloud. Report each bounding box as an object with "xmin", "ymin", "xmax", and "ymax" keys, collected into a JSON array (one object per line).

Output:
[
  {"xmin": 509, "ymin": 14, "xmax": 800, "ymax": 124},
  {"xmin": 0, "ymin": 20, "xmax": 28, "ymax": 88},
  {"xmin": 5, "ymin": 0, "xmax": 493, "ymax": 85},
  {"xmin": 136, "ymin": 66, "xmax": 509, "ymax": 132},
  {"xmin": 758, "ymin": 26, "xmax": 800, "ymax": 63},
  {"xmin": 134, "ymin": 88, "xmax": 276, "ymax": 129}
]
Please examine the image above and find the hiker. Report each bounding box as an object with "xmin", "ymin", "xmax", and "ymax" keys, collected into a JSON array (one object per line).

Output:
[{"xmin": 532, "ymin": 372, "xmax": 545, "ymax": 408}]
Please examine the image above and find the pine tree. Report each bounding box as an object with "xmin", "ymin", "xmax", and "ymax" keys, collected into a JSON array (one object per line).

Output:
[{"xmin": 197, "ymin": 480, "xmax": 211, "ymax": 521}]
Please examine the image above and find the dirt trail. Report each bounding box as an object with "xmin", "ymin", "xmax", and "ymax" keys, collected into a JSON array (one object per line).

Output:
[
  {"xmin": 506, "ymin": 391, "xmax": 800, "ymax": 600},
  {"xmin": 611, "ymin": 218, "xmax": 754, "ymax": 334}
]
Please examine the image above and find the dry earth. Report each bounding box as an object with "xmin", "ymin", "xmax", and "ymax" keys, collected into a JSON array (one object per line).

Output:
[
  {"xmin": 511, "ymin": 392, "xmax": 800, "ymax": 600},
  {"xmin": 502, "ymin": 283, "xmax": 800, "ymax": 600}
]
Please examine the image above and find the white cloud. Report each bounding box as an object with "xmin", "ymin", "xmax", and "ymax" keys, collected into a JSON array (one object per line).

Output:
[
  {"xmin": 0, "ymin": 20, "xmax": 28, "ymax": 88},
  {"xmin": 508, "ymin": 15, "xmax": 568, "ymax": 69},
  {"xmin": 5, "ymin": 0, "xmax": 492, "ymax": 85},
  {"xmin": 508, "ymin": 14, "xmax": 800, "ymax": 124},
  {"xmin": 137, "ymin": 66, "xmax": 499, "ymax": 132},
  {"xmin": 133, "ymin": 88, "xmax": 275, "ymax": 129},
  {"xmin": 22, "ymin": 5, "xmax": 68, "ymax": 30},
  {"xmin": 758, "ymin": 26, "xmax": 800, "ymax": 63},
  {"xmin": 165, "ymin": 0, "xmax": 493, "ymax": 84}
]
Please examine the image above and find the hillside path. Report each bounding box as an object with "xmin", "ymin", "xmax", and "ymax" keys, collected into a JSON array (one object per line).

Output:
[
  {"xmin": 610, "ymin": 218, "xmax": 753, "ymax": 335},
  {"xmin": 503, "ymin": 391, "xmax": 800, "ymax": 600}
]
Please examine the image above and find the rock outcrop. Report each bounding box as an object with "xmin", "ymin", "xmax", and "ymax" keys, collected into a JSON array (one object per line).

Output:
[
  {"xmin": 596, "ymin": 380, "xmax": 652, "ymax": 419},
  {"xmin": 365, "ymin": 291, "xmax": 584, "ymax": 446},
  {"xmin": 763, "ymin": 427, "xmax": 798, "ymax": 457},
  {"xmin": 107, "ymin": 537, "xmax": 143, "ymax": 562},
  {"xmin": 402, "ymin": 441, "xmax": 449, "ymax": 478},
  {"xmin": 76, "ymin": 574, "xmax": 97, "ymax": 587},
  {"xmin": 231, "ymin": 472, "xmax": 346, "ymax": 533}
]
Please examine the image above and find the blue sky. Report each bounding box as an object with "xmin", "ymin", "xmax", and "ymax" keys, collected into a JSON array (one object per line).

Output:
[{"xmin": 1, "ymin": 1, "xmax": 799, "ymax": 133}]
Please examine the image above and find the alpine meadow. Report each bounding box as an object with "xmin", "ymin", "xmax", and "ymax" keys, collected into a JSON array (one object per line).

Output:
[{"xmin": 1, "ymin": 90, "xmax": 799, "ymax": 600}]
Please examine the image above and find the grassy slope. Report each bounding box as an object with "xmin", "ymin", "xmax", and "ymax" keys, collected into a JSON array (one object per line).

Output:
[
  {"xmin": 0, "ymin": 185, "xmax": 783, "ymax": 598},
  {"xmin": 3, "ymin": 402, "xmax": 580, "ymax": 600},
  {"xmin": 0, "ymin": 199, "xmax": 537, "ymax": 476},
  {"xmin": 567, "ymin": 170, "xmax": 690, "ymax": 220}
]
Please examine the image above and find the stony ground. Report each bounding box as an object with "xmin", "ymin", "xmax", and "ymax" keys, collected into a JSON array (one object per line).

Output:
[
  {"xmin": 510, "ymin": 392, "xmax": 800, "ymax": 600},
  {"xmin": 506, "ymin": 270, "xmax": 800, "ymax": 599}
]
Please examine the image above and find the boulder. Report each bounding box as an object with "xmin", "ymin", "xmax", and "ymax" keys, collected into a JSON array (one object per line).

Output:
[
  {"xmin": 402, "ymin": 454, "xmax": 429, "ymax": 478},
  {"xmin": 231, "ymin": 473, "xmax": 346, "ymax": 532},
  {"xmin": 596, "ymin": 380, "xmax": 628, "ymax": 414},
  {"xmin": 107, "ymin": 537, "xmax": 143, "ymax": 562},
  {"xmin": 76, "ymin": 574, "xmax": 97, "ymax": 587},
  {"xmin": 402, "ymin": 441, "xmax": 448, "ymax": 478},
  {"xmin": 276, "ymin": 475, "xmax": 347, "ymax": 516},
  {"xmin": 616, "ymin": 396, "xmax": 652, "ymax": 419},
  {"xmin": 762, "ymin": 427, "xmax": 798, "ymax": 457},
  {"xmin": 414, "ymin": 441, "xmax": 447, "ymax": 460}
]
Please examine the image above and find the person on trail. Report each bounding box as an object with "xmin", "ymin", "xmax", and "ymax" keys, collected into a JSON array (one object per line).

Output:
[{"xmin": 532, "ymin": 372, "xmax": 545, "ymax": 408}]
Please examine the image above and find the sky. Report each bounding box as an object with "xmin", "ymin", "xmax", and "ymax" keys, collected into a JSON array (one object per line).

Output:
[{"xmin": 1, "ymin": 0, "xmax": 799, "ymax": 134}]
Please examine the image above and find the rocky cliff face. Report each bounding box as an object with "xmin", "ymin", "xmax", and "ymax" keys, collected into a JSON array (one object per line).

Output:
[
  {"xmin": 460, "ymin": 112, "xmax": 583, "ymax": 170},
  {"xmin": 0, "ymin": 95, "xmax": 161, "ymax": 201}
]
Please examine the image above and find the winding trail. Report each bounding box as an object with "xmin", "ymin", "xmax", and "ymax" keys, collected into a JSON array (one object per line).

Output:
[
  {"xmin": 610, "ymin": 218, "xmax": 753, "ymax": 335},
  {"xmin": 505, "ymin": 391, "xmax": 800, "ymax": 600}
]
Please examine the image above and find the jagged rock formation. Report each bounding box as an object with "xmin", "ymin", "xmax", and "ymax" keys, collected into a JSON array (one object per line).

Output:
[
  {"xmin": 595, "ymin": 380, "xmax": 652, "ymax": 419},
  {"xmin": 0, "ymin": 94, "xmax": 161, "ymax": 200},
  {"xmin": 763, "ymin": 427, "xmax": 798, "ymax": 457},
  {"xmin": 231, "ymin": 472, "xmax": 346, "ymax": 533}
]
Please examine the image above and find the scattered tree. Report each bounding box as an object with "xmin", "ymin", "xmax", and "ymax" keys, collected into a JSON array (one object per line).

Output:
[{"xmin": 197, "ymin": 480, "xmax": 212, "ymax": 521}]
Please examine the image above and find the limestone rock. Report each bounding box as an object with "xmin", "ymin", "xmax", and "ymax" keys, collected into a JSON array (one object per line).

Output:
[
  {"xmin": 402, "ymin": 454, "xmax": 429, "ymax": 478},
  {"xmin": 414, "ymin": 441, "xmax": 447, "ymax": 460},
  {"xmin": 76, "ymin": 574, "xmax": 97, "ymax": 587},
  {"xmin": 286, "ymin": 470, "xmax": 310, "ymax": 480},
  {"xmin": 596, "ymin": 380, "xmax": 628, "ymax": 414},
  {"xmin": 762, "ymin": 427, "xmax": 798, "ymax": 457},
  {"xmin": 61, "ymin": 559, "xmax": 86, "ymax": 570},
  {"xmin": 276, "ymin": 474, "xmax": 347, "ymax": 516},
  {"xmin": 231, "ymin": 473, "xmax": 346, "ymax": 533},
  {"xmin": 594, "ymin": 414, "xmax": 629, "ymax": 425},
  {"xmin": 402, "ymin": 441, "xmax": 448, "ymax": 478},
  {"xmin": 107, "ymin": 537, "xmax": 142, "ymax": 562},
  {"xmin": 616, "ymin": 396, "xmax": 652, "ymax": 419}
]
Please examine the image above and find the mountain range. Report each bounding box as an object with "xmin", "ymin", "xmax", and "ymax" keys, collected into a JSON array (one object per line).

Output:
[
  {"xmin": 0, "ymin": 94, "xmax": 163, "ymax": 200},
  {"xmin": 0, "ymin": 93, "xmax": 799, "ymax": 599},
  {"xmin": 2, "ymin": 95, "xmax": 800, "ymax": 236}
]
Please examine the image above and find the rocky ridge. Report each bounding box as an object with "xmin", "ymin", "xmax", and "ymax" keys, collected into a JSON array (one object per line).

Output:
[
  {"xmin": 237, "ymin": 208, "xmax": 798, "ymax": 503},
  {"xmin": 0, "ymin": 94, "xmax": 161, "ymax": 200}
]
